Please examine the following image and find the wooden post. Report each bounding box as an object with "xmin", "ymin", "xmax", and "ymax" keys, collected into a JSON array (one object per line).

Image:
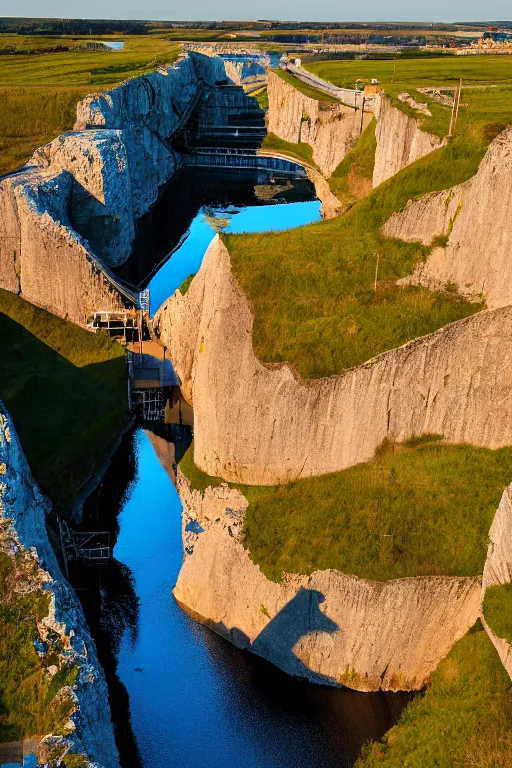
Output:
[
  {"xmin": 359, "ymin": 96, "xmax": 366, "ymax": 135},
  {"xmin": 374, "ymin": 253, "xmax": 380, "ymax": 291},
  {"xmin": 448, "ymin": 78, "xmax": 462, "ymax": 138}
]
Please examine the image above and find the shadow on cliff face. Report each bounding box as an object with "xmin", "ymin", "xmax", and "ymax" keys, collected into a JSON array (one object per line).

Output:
[{"xmin": 208, "ymin": 587, "xmax": 340, "ymax": 686}]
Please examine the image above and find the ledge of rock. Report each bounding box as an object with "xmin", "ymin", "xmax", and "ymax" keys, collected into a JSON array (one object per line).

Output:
[
  {"xmin": 173, "ymin": 472, "xmax": 481, "ymax": 692},
  {"xmin": 373, "ymin": 95, "xmax": 443, "ymax": 187},
  {"xmin": 0, "ymin": 402, "xmax": 120, "ymax": 768},
  {"xmin": 155, "ymin": 235, "xmax": 512, "ymax": 485},
  {"xmin": 267, "ymin": 70, "xmax": 371, "ymax": 178},
  {"xmin": 383, "ymin": 126, "xmax": 512, "ymax": 310}
]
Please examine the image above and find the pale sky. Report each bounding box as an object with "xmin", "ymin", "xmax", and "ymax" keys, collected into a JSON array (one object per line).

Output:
[{"xmin": 0, "ymin": 0, "xmax": 510, "ymax": 22}]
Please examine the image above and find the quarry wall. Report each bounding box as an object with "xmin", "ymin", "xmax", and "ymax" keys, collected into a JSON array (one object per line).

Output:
[
  {"xmin": 481, "ymin": 485, "xmax": 512, "ymax": 681},
  {"xmin": 373, "ymin": 95, "xmax": 444, "ymax": 187},
  {"xmin": 173, "ymin": 473, "xmax": 481, "ymax": 692},
  {"xmin": 155, "ymin": 235, "xmax": 512, "ymax": 485},
  {"xmin": 0, "ymin": 52, "xmax": 227, "ymax": 325},
  {"xmin": 383, "ymin": 126, "xmax": 512, "ymax": 310},
  {"xmin": 267, "ymin": 70, "xmax": 371, "ymax": 177},
  {"xmin": 0, "ymin": 402, "xmax": 120, "ymax": 767}
]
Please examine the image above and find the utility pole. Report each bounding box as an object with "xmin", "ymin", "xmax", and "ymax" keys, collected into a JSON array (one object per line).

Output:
[{"xmin": 448, "ymin": 77, "xmax": 462, "ymax": 138}]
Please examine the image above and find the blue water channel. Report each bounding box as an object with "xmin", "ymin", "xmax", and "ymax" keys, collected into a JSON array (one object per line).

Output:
[
  {"xmin": 147, "ymin": 199, "xmax": 321, "ymax": 315},
  {"xmin": 88, "ymin": 195, "xmax": 411, "ymax": 767},
  {"xmin": 111, "ymin": 429, "xmax": 408, "ymax": 768}
]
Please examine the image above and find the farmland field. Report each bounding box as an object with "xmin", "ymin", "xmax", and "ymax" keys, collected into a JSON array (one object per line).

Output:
[{"xmin": 0, "ymin": 34, "xmax": 180, "ymax": 174}]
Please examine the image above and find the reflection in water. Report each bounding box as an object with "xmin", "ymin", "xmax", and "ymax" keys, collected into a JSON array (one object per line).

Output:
[
  {"xmin": 147, "ymin": 197, "xmax": 322, "ymax": 314},
  {"xmin": 109, "ymin": 167, "xmax": 320, "ymax": 314},
  {"xmin": 79, "ymin": 429, "xmax": 411, "ymax": 768},
  {"xmin": 74, "ymin": 164, "xmax": 410, "ymax": 767}
]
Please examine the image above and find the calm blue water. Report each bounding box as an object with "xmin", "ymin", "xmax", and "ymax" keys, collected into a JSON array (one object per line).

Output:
[
  {"xmin": 147, "ymin": 200, "xmax": 321, "ymax": 315},
  {"xmin": 105, "ymin": 193, "xmax": 406, "ymax": 767},
  {"xmin": 104, "ymin": 41, "xmax": 125, "ymax": 50},
  {"xmin": 112, "ymin": 430, "xmax": 405, "ymax": 768}
]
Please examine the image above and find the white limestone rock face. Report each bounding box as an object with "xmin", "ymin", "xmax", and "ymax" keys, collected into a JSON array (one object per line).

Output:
[
  {"xmin": 0, "ymin": 52, "xmax": 229, "ymax": 323},
  {"xmin": 0, "ymin": 168, "xmax": 128, "ymax": 324},
  {"xmin": 305, "ymin": 166, "xmax": 344, "ymax": 218},
  {"xmin": 373, "ymin": 96, "xmax": 443, "ymax": 187},
  {"xmin": 155, "ymin": 236, "xmax": 512, "ymax": 485},
  {"xmin": 173, "ymin": 473, "xmax": 481, "ymax": 692},
  {"xmin": 383, "ymin": 126, "xmax": 512, "ymax": 310},
  {"xmin": 32, "ymin": 130, "xmax": 135, "ymax": 267},
  {"xmin": 481, "ymin": 485, "xmax": 512, "ymax": 681},
  {"xmin": 0, "ymin": 402, "xmax": 120, "ymax": 768},
  {"xmin": 266, "ymin": 71, "xmax": 371, "ymax": 177}
]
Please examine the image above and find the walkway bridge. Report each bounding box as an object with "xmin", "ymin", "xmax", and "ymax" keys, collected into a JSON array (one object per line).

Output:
[{"xmin": 184, "ymin": 146, "xmax": 309, "ymax": 177}]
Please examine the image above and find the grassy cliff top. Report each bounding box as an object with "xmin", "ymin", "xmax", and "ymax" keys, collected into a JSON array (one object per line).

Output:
[
  {"xmin": 0, "ymin": 290, "xmax": 127, "ymax": 514},
  {"xmin": 304, "ymin": 55, "xmax": 512, "ymax": 137},
  {"xmin": 224, "ymin": 121, "xmax": 490, "ymax": 380},
  {"xmin": 0, "ymin": 34, "xmax": 180, "ymax": 175},
  {"xmin": 180, "ymin": 437, "xmax": 512, "ymax": 581},
  {"xmin": 484, "ymin": 584, "xmax": 512, "ymax": 644},
  {"xmin": 271, "ymin": 68, "xmax": 339, "ymax": 104},
  {"xmin": 356, "ymin": 625, "xmax": 512, "ymax": 767}
]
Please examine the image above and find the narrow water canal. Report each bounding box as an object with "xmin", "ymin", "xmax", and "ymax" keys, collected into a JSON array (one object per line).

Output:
[{"xmin": 76, "ymin": 172, "xmax": 411, "ymax": 768}]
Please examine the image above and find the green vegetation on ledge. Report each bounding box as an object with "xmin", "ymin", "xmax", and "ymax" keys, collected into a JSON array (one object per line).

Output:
[
  {"xmin": 328, "ymin": 118, "xmax": 377, "ymax": 206},
  {"xmin": 224, "ymin": 123, "xmax": 489, "ymax": 379},
  {"xmin": 484, "ymin": 584, "xmax": 512, "ymax": 644},
  {"xmin": 356, "ymin": 625, "xmax": 512, "ymax": 768},
  {"xmin": 179, "ymin": 273, "xmax": 197, "ymax": 296},
  {"xmin": 271, "ymin": 68, "xmax": 339, "ymax": 104},
  {"xmin": 243, "ymin": 439, "xmax": 512, "ymax": 581},
  {"xmin": 180, "ymin": 437, "xmax": 512, "ymax": 582},
  {"xmin": 261, "ymin": 132, "xmax": 317, "ymax": 168},
  {"xmin": 0, "ymin": 552, "xmax": 77, "ymax": 741},
  {"xmin": 0, "ymin": 290, "xmax": 127, "ymax": 514}
]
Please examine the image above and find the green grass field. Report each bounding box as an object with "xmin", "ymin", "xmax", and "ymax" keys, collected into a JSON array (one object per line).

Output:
[
  {"xmin": 0, "ymin": 552, "xmax": 78, "ymax": 741},
  {"xmin": 261, "ymin": 132, "xmax": 317, "ymax": 167},
  {"xmin": 180, "ymin": 437, "xmax": 512, "ymax": 581},
  {"xmin": 223, "ymin": 56, "xmax": 512, "ymax": 380},
  {"xmin": 0, "ymin": 35, "xmax": 180, "ymax": 175},
  {"xmin": 0, "ymin": 290, "xmax": 127, "ymax": 514},
  {"xmin": 304, "ymin": 55, "xmax": 512, "ymax": 137},
  {"xmin": 225, "ymin": 121, "xmax": 490, "ymax": 379},
  {"xmin": 484, "ymin": 584, "xmax": 512, "ymax": 644},
  {"xmin": 356, "ymin": 625, "xmax": 512, "ymax": 768},
  {"xmin": 272, "ymin": 67, "xmax": 339, "ymax": 104}
]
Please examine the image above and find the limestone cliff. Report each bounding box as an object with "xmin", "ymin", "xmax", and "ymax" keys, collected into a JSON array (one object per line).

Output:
[
  {"xmin": 373, "ymin": 96, "xmax": 443, "ymax": 187},
  {"xmin": 305, "ymin": 166, "xmax": 344, "ymax": 218},
  {"xmin": 155, "ymin": 236, "xmax": 512, "ymax": 485},
  {"xmin": 267, "ymin": 71, "xmax": 371, "ymax": 177},
  {"xmin": 480, "ymin": 485, "xmax": 512, "ymax": 681},
  {"xmin": 0, "ymin": 403, "xmax": 120, "ymax": 767},
  {"xmin": 0, "ymin": 168, "xmax": 129, "ymax": 325},
  {"xmin": 173, "ymin": 473, "xmax": 480, "ymax": 692},
  {"xmin": 0, "ymin": 52, "xmax": 229, "ymax": 324},
  {"xmin": 383, "ymin": 126, "xmax": 512, "ymax": 310}
]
